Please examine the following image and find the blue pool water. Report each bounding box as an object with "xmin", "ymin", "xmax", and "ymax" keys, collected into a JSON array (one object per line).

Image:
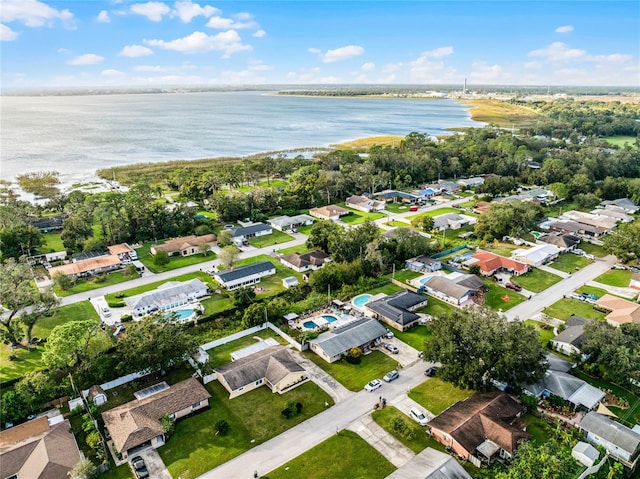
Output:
[
  {"xmin": 419, "ymin": 277, "xmax": 433, "ymax": 286},
  {"xmin": 173, "ymin": 309, "xmax": 195, "ymax": 321},
  {"xmin": 303, "ymin": 321, "xmax": 318, "ymax": 329},
  {"xmin": 321, "ymin": 315, "xmax": 338, "ymax": 323},
  {"xmin": 352, "ymin": 294, "xmax": 372, "ymax": 308}
]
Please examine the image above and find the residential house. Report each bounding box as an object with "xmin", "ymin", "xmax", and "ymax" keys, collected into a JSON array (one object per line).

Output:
[
  {"xmin": 309, "ymin": 317, "xmax": 387, "ymax": 363},
  {"xmin": 457, "ymin": 177, "xmax": 485, "ymax": 188},
  {"xmin": 230, "ymin": 223, "xmax": 272, "ymax": 244},
  {"xmin": 372, "ymin": 189, "xmax": 421, "ymax": 204},
  {"xmin": 595, "ymin": 294, "xmax": 640, "ymax": 327},
  {"xmin": 364, "ymin": 289, "xmax": 429, "ymax": 331},
  {"xmin": 469, "ymin": 250, "xmax": 530, "ymax": 277},
  {"xmin": 580, "ymin": 412, "xmax": 640, "ymax": 468},
  {"xmin": 268, "ymin": 214, "xmax": 315, "ymax": 232},
  {"xmin": 385, "ymin": 447, "xmax": 473, "ymax": 479},
  {"xmin": 0, "ymin": 416, "xmax": 82, "ymax": 479},
  {"xmin": 630, "ymin": 273, "xmax": 640, "ymax": 291},
  {"xmin": 419, "ymin": 273, "xmax": 484, "ymax": 306},
  {"xmin": 537, "ymin": 234, "xmax": 581, "ymax": 251},
  {"xmin": 500, "ymin": 188, "xmax": 554, "ymax": 204},
  {"xmin": 592, "ymin": 207, "xmax": 634, "ymax": 223},
  {"xmin": 29, "ymin": 214, "xmax": 68, "ymax": 232},
  {"xmin": 600, "ymin": 198, "xmax": 639, "ymax": 214},
  {"xmin": 282, "ymin": 276, "xmax": 299, "ymax": 289},
  {"xmin": 125, "ymin": 278, "xmax": 208, "ymax": 318},
  {"xmin": 48, "ymin": 254, "xmax": 123, "ymax": 279},
  {"xmin": 150, "ymin": 234, "xmax": 217, "ymax": 257},
  {"xmin": 550, "ymin": 315, "xmax": 591, "ymax": 358},
  {"xmin": 428, "ymin": 392, "xmax": 530, "ymax": 465},
  {"xmin": 280, "ymin": 250, "xmax": 329, "ymax": 273},
  {"xmin": 215, "ymin": 346, "xmax": 306, "ymax": 398},
  {"xmin": 433, "ymin": 213, "xmax": 477, "ymax": 231},
  {"xmin": 346, "ymin": 195, "xmax": 386, "ymax": 213},
  {"xmin": 107, "ymin": 243, "xmax": 138, "ymax": 263},
  {"xmin": 309, "ymin": 205, "xmax": 350, "ymax": 221},
  {"xmin": 524, "ymin": 370, "xmax": 604, "ymax": 411},
  {"xmin": 437, "ymin": 181, "xmax": 460, "ymax": 194},
  {"xmin": 418, "ymin": 187, "xmax": 437, "ymax": 198},
  {"xmin": 572, "ymin": 442, "xmax": 600, "ymax": 468},
  {"xmin": 213, "ymin": 261, "xmax": 276, "ymax": 291},
  {"xmin": 512, "ymin": 244, "xmax": 561, "ymax": 267},
  {"xmin": 405, "ymin": 255, "xmax": 443, "ymax": 273},
  {"xmin": 561, "ymin": 211, "xmax": 618, "ymax": 232},
  {"xmin": 102, "ymin": 378, "xmax": 211, "ymax": 459},
  {"xmin": 548, "ymin": 220, "xmax": 606, "ymax": 239}
]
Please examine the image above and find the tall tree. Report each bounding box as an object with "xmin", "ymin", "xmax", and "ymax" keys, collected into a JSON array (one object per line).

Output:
[
  {"xmin": 602, "ymin": 221, "xmax": 640, "ymax": 263},
  {"xmin": 218, "ymin": 245, "xmax": 240, "ymax": 269},
  {"xmin": 0, "ymin": 259, "xmax": 59, "ymax": 346},
  {"xmin": 495, "ymin": 440, "xmax": 580, "ymax": 479},
  {"xmin": 0, "ymin": 224, "xmax": 44, "ymax": 260},
  {"xmin": 42, "ymin": 320, "xmax": 101, "ymax": 371},
  {"xmin": 474, "ymin": 201, "xmax": 543, "ymax": 241},
  {"xmin": 424, "ymin": 307, "xmax": 547, "ymax": 390}
]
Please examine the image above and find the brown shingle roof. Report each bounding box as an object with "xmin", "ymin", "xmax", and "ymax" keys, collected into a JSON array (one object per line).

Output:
[
  {"xmin": 102, "ymin": 378, "xmax": 211, "ymax": 453},
  {"xmin": 152, "ymin": 234, "xmax": 216, "ymax": 254},
  {"xmin": 107, "ymin": 243, "xmax": 134, "ymax": 255},
  {"xmin": 281, "ymin": 250, "xmax": 329, "ymax": 269},
  {"xmin": 48, "ymin": 254, "xmax": 122, "ymax": 277},
  {"xmin": 595, "ymin": 294, "xmax": 640, "ymax": 326},
  {"xmin": 429, "ymin": 392, "xmax": 530, "ymax": 456},
  {"xmin": 309, "ymin": 205, "xmax": 349, "ymax": 218}
]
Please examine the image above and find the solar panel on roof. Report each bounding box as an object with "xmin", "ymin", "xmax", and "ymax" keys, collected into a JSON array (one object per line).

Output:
[{"xmin": 134, "ymin": 381, "xmax": 170, "ymax": 400}]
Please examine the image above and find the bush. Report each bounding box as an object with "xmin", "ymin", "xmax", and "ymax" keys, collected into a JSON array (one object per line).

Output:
[
  {"xmin": 92, "ymin": 273, "xmax": 107, "ymax": 283},
  {"xmin": 391, "ymin": 417, "xmax": 414, "ymax": 440},
  {"xmin": 281, "ymin": 408, "xmax": 292, "ymax": 419},
  {"xmin": 215, "ymin": 419, "xmax": 230, "ymax": 435},
  {"xmin": 345, "ymin": 355, "xmax": 361, "ymax": 364},
  {"xmin": 153, "ymin": 250, "xmax": 170, "ymax": 266},
  {"xmin": 120, "ymin": 314, "xmax": 133, "ymax": 323}
]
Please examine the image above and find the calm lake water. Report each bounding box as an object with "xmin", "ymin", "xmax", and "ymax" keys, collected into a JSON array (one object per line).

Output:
[{"xmin": 0, "ymin": 91, "xmax": 479, "ymax": 183}]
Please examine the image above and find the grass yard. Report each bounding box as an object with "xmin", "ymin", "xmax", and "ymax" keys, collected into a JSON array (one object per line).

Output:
[
  {"xmin": 483, "ymin": 281, "xmax": 527, "ymax": 311},
  {"xmin": 392, "ymin": 269, "xmax": 422, "ymax": 284},
  {"xmin": 135, "ymin": 243, "xmax": 216, "ymax": 274},
  {"xmin": 53, "ymin": 270, "xmax": 137, "ymax": 297},
  {"xmin": 407, "ymin": 207, "xmax": 461, "ymax": 220},
  {"xmin": 265, "ymin": 430, "xmax": 396, "ymax": 479},
  {"xmin": 524, "ymin": 319, "xmax": 555, "ymax": 347},
  {"xmin": 195, "ymin": 210, "xmax": 216, "ymax": 219},
  {"xmin": 248, "ymin": 229, "xmax": 295, "ymax": 248},
  {"xmin": 542, "ymin": 298, "xmax": 606, "ymax": 322},
  {"xmin": 522, "ymin": 413, "xmax": 551, "ymax": 445},
  {"xmin": 512, "ymin": 268, "xmax": 562, "ymax": 293},
  {"xmin": 160, "ymin": 381, "xmax": 333, "ymax": 479},
  {"xmin": 365, "ymin": 282, "xmax": 404, "ymax": 296},
  {"xmin": 199, "ymin": 293, "xmax": 235, "ymax": 316},
  {"xmin": 603, "ymin": 135, "xmax": 638, "ymax": 148},
  {"xmin": 372, "ymin": 406, "xmax": 437, "ymax": 453},
  {"xmin": 104, "ymin": 271, "xmax": 213, "ymax": 307},
  {"xmin": 384, "ymin": 220, "xmax": 412, "ymax": 227},
  {"xmin": 33, "ymin": 301, "xmax": 99, "ymax": 338},
  {"xmin": 99, "ymin": 465, "xmax": 132, "ymax": 479},
  {"xmin": 416, "ymin": 296, "xmax": 455, "ymax": 318},
  {"xmin": 206, "ymin": 329, "xmax": 286, "ymax": 368},
  {"xmin": 461, "ymin": 99, "xmax": 545, "ymax": 129},
  {"xmin": 580, "ymin": 242, "xmax": 607, "ymax": 258},
  {"xmin": 339, "ymin": 209, "xmax": 385, "ymax": 225},
  {"xmin": 0, "ymin": 345, "xmax": 44, "ymax": 383},
  {"xmin": 227, "ymin": 255, "xmax": 304, "ymax": 299},
  {"xmin": 547, "ymin": 253, "xmax": 592, "ymax": 273},
  {"xmin": 409, "ymin": 377, "xmax": 474, "ymax": 415},
  {"xmin": 594, "ymin": 269, "xmax": 632, "ymax": 288},
  {"xmin": 483, "ymin": 242, "xmax": 521, "ymax": 258},
  {"xmin": 38, "ymin": 232, "xmax": 65, "ymax": 253},
  {"xmin": 296, "ymin": 224, "xmax": 314, "ymax": 236},
  {"xmin": 394, "ymin": 326, "xmax": 432, "ymax": 352},
  {"xmin": 303, "ymin": 350, "xmax": 399, "ymax": 391},
  {"xmin": 276, "ymin": 244, "xmax": 314, "ymax": 256},
  {"xmin": 576, "ymin": 285, "xmax": 609, "ymax": 299},
  {"xmin": 384, "ymin": 202, "xmax": 412, "ymax": 214}
]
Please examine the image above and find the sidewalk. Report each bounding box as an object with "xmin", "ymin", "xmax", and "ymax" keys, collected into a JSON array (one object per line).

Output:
[{"xmin": 348, "ymin": 415, "xmax": 415, "ymax": 468}]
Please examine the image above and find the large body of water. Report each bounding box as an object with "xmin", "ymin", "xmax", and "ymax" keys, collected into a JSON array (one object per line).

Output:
[{"xmin": 0, "ymin": 91, "xmax": 479, "ymax": 183}]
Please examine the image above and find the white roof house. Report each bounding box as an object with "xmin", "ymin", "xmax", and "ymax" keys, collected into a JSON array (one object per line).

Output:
[
  {"xmin": 456, "ymin": 177, "xmax": 485, "ymax": 188},
  {"xmin": 213, "ymin": 261, "xmax": 276, "ymax": 291},
  {"xmin": 268, "ymin": 214, "xmax": 315, "ymax": 231},
  {"xmin": 125, "ymin": 279, "xmax": 208, "ymax": 318},
  {"xmin": 512, "ymin": 243, "xmax": 561, "ymax": 267},
  {"xmin": 309, "ymin": 318, "xmax": 387, "ymax": 363},
  {"xmin": 432, "ymin": 213, "xmax": 477, "ymax": 231},
  {"xmin": 580, "ymin": 412, "xmax": 640, "ymax": 468},
  {"xmin": 572, "ymin": 442, "xmax": 600, "ymax": 468}
]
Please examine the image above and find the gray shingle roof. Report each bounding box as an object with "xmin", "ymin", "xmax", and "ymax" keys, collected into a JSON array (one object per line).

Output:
[
  {"xmin": 125, "ymin": 278, "xmax": 207, "ymax": 311},
  {"xmin": 366, "ymin": 290, "xmax": 426, "ymax": 326},
  {"xmin": 310, "ymin": 318, "xmax": 387, "ymax": 358},
  {"xmin": 215, "ymin": 261, "xmax": 275, "ymax": 283},
  {"xmin": 581, "ymin": 412, "xmax": 640, "ymax": 454},
  {"xmin": 231, "ymin": 223, "xmax": 271, "ymax": 238}
]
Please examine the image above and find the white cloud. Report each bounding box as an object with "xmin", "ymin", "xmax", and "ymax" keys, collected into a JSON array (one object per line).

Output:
[
  {"xmin": 469, "ymin": 62, "xmax": 506, "ymax": 83},
  {"xmin": 1, "ymin": 23, "xmax": 18, "ymax": 41},
  {"xmin": 57, "ymin": 47, "xmax": 69, "ymax": 53},
  {"xmin": 252, "ymin": 29, "xmax": 266, "ymax": 38},
  {"xmin": 97, "ymin": 10, "xmax": 110, "ymax": 23},
  {"xmin": 248, "ymin": 59, "xmax": 272, "ymax": 71},
  {"xmin": 134, "ymin": 64, "xmax": 169, "ymax": 72},
  {"xmin": 320, "ymin": 76, "xmax": 341, "ymax": 84},
  {"xmin": 130, "ymin": 2, "xmax": 170, "ymax": 22},
  {"xmin": 382, "ymin": 62, "xmax": 403, "ymax": 73},
  {"xmin": 119, "ymin": 44, "xmax": 154, "ymax": 57},
  {"xmin": 144, "ymin": 30, "xmax": 251, "ymax": 56},
  {"xmin": 206, "ymin": 15, "xmax": 256, "ymax": 30},
  {"xmin": 529, "ymin": 42, "xmax": 586, "ymax": 62},
  {"xmin": 524, "ymin": 61, "xmax": 542, "ymax": 69},
  {"xmin": 171, "ymin": 0, "xmax": 219, "ymax": 23},
  {"xmin": 309, "ymin": 45, "xmax": 364, "ymax": 63},
  {"xmin": 361, "ymin": 62, "xmax": 375, "ymax": 71},
  {"xmin": 422, "ymin": 46, "xmax": 454, "ymax": 58},
  {"xmin": 67, "ymin": 54, "xmax": 104, "ymax": 65},
  {"xmin": 1, "ymin": 0, "xmax": 73, "ymax": 28},
  {"xmin": 555, "ymin": 25, "xmax": 574, "ymax": 33},
  {"xmin": 102, "ymin": 69, "xmax": 126, "ymax": 77}
]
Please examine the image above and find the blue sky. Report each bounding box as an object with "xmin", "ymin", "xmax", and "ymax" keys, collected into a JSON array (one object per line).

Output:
[{"xmin": 1, "ymin": 1, "xmax": 638, "ymax": 88}]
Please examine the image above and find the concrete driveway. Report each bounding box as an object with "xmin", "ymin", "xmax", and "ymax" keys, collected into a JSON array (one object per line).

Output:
[
  {"xmin": 136, "ymin": 448, "xmax": 171, "ymax": 479},
  {"xmin": 378, "ymin": 336, "xmax": 421, "ymax": 368}
]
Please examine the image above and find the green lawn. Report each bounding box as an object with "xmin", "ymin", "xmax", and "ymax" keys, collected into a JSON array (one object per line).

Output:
[
  {"xmin": 384, "ymin": 202, "xmax": 412, "ymax": 214},
  {"xmin": 277, "ymin": 244, "xmax": 314, "ymax": 256},
  {"xmin": 482, "ymin": 242, "xmax": 521, "ymax": 258},
  {"xmin": 576, "ymin": 285, "xmax": 609, "ymax": 299},
  {"xmin": 205, "ymin": 329, "xmax": 286, "ymax": 368},
  {"xmin": 512, "ymin": 268, "xmax": 562, "ymax": 293},
  {"xmin": 547, "ymin": 253, "xmax": 592, "ymax": 273},
  {"xmin": 522, "ymin": 413, "xmax": 551, "ymax": 445},
  {"xmin": 483, "ymin": 281, "xmax": 527, "ymax": 311},
  {"xmin": 225, "ymin": 256, "xmax": 304, "ymax": 299},
  {"xmin": 38, "ymin": 232, "xmax": 65, "ymax": 253},
  {"xmin": 580, "ymin": 242, "xmax": 607, "ymax": 258},
  {"xmin": 603, "ymin": 135, "xmax": 638, "ymax": 148},
  {"xmin": 542, "ymin": 298, "xmax": 606, "ymax": 322},
  {"xmin": 33, "ymin": 301, "xmax": 100, "ymax": 338},
  {"xmin": 365, "ymin": 282, "xmax": 404, "ymax": 296},
  {"xmin": 384, "ymin": 220, "xmax": 412, "ymax": 227},
  {"xmin": 394, "ymin": 326, "xmax": 432, "ymax": 351},
  {"xmin": 416, "ymin": 296, "xmax": 455, "ymax": 319},
  {"xmin": 372, "ymin": 406, "xmax": 436, "ymax": 453},
  {"xmin": 195, "ymin": 209, "xmax": 217, "ymax": 219},
  {"xmin": 392, "ymin": 269, "xmax": 422, "ymax": 284},
  {"xmin": 53, "ymin": 270, "xmax": 137, "ymax": 297},
  {"xmin": 104, "ymin": 271, "xmax": 213, "ymax": 307},
  {"xmin": 594, "ymin": 269, "xmax": 632, "ymax": 288},
  {"xmin": 99, "ymin": 465, "xmax": 132, "ymax": 479},
  {"xmin": 524, "ymin": 319, "xmax": 555, "ymax": 347},
  {"xmin": 135, "ymin": 243, "xmax": 216, "ymax": 274},
  {"xmin": 160, "ymin": 380, "xmax": 333, "ymax": 479},
  {"xmin": 407, "ymin": 207, "xmax": 462, "ymax": 220},
  {"xmin": 199, "ymin": 293, "xmax": 235, "ymax": 316},
  {"xmin": 340, "ymin": 209, "xmax": 385, "ymax": 225},
  {"xmin": 296, "ymin": 224, "xmax": 314, "ymax": 236},
  {"xmin": 0, "ymin": 345, "xmax": 44, "ymax": 383},
  {"xmin": 248, "ymin": 229, "xmax": 295, "ymax": 248},
  {"xmin": 303, "ymin": 350, "xmax": 399, "ymax": 391},
  {"xmin": 409, "ymin": 377, "xmax": 474, "ymax": 415},
  {"xmin": 265, "ymin": 430, "xmax": 396, "ymax": 479}
]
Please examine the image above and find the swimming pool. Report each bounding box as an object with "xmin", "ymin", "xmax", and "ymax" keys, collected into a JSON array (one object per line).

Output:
[
  {"xmin": 303, "ymin": 321, "xmax": 318, "ymax": 329},
  {"xmin": 320, "ymin": 315, "xmax": 338, "ymax": 323},
  {"xmin": 352, "ymin": 294, "xmax": 372, "ymax": 309},
  {"xmin": 303, "ymin": 314, "xmax": 340, "ymax": 329},
  {"xmin": 418, "ymin": 277, "xmax": 433, "ymax": 286},
  {"xmin": 173, "ymin": 309, "xmax": 195, "ymax": 321}
]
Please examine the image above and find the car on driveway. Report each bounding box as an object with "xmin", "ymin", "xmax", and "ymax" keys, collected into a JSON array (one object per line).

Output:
[
  {"xmin": 409, "ymin": 407, "xmax": 429, "ymax": 426},
  {"xmin": 384, "ymin": 343, "xmax": 399, "ymax": 354},
  {"xmin": 383, "ymin": 370, "xmax": 399, "ymax": 382},
  {"xmin": 424, "ymin": 366, "xmax": 438, "ymax": 377},
  {"xmin": 505, "ymin": 282, "xmax": 522, "ymax": 292},
  {"xmin": 364, "ymin": 379, "xmax": 382, "ymax": 392},
  {"xmin": 385, "ymin": 329, "xmax": 395, "ymax": 339},
  {"xmin": 130, "ymin": 456, "xmax": 149, "ymax": 479}
]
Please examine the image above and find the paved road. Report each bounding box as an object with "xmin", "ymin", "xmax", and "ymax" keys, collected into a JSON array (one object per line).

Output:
[
  {"xmin": 197, "ymin": 361, "xmax": 428, "ymax": 479},
  {"xmin": 504, "ymin": 255, "xmax": 617, "ymax": 321}
]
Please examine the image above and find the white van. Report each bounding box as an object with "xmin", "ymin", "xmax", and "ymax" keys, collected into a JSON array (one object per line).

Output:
[{"xmin": 97, "ymin": 301, "xmax": 111, "ymax": 318}]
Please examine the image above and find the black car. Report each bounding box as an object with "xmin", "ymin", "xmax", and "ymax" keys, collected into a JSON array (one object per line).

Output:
[
  {"xmin": 424, "ymin": 366, "xmax": 438, "ymax": 377},
  {"xmin": 130, "ymin": 456, "xmax": 150, "ymax": 479}
]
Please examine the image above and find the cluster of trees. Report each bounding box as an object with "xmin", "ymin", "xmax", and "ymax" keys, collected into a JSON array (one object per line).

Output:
[
  {"xmin": 602, "ymin": 221, "xmax": 640, "ymax": 263},
  {"xmin": 474, "ymin": 201, "xmax": 544, "ymax": 241}
]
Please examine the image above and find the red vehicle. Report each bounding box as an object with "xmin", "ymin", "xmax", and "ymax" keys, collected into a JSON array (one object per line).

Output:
[
  {"xmin": 505, "ymin": 283, "xmax": 522, "ymax": 292},
  {"xmin": 409, "ymin": 205, "xmax": 419, "ymax": 211}
]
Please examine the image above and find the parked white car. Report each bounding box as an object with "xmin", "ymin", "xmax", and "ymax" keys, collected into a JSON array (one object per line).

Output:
[
  {"xmin": 409, "ymin": 407, "xmax": 429, "ymax": 426},
  {"xmin": 364, "ymin": 379, "xmax": 382, "ymax": 392}
]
